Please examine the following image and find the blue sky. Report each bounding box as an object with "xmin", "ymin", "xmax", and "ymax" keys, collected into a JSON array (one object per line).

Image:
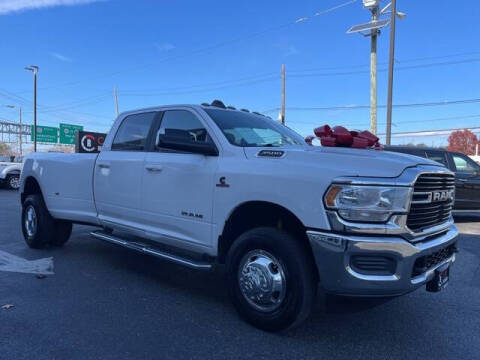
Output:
[{"xmin": 0, "ymin": 0, "xmax": 479, "ymax": 147}]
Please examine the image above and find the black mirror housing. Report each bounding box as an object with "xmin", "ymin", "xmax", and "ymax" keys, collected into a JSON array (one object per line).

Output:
[{"xmin": 157, "ymin": 134, "xmax": 218, "ymax": 156}]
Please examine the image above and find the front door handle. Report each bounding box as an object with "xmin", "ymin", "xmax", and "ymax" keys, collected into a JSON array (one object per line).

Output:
[
  {"xmin": 97, "ymin": 163, "xmax": 110, "ymax": 169},
  {"xmin": 145, "ymin": 165, "xmax": 163, "ymax": 172}
]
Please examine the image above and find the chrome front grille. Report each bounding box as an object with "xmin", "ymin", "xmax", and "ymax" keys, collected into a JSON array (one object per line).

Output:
[{"xmin": 407, "ymin": 173, "xmax": 455, "ymax": 232}]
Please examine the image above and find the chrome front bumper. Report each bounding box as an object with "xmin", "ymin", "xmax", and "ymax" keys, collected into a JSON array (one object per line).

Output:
[{"xmin": 307, "ymin": 225, "xmax": 458, "ymax": 296}]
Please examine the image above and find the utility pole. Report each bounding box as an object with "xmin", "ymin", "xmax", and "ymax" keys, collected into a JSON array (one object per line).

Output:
[
  {"xmin": 114, "ymin": 87, "xmax": 119, "ymax": 117},
  {"xmin": 385, "ymin": 0, "xmax": 397, "ymax": 145},
  {"xmin": 25, "ymin": 65, "xmax": 39, "ymax": 152},
  {"xmin": 348, "ymin": 1, "xmax": 405, "ymax": 142},
  {"xmin": 347, "ymin": 1, "xmax": 383, "ymax": 135},
  {"xmin": 369, "ymin": 4, "xmax": 378, "ymax": 135},
  {"xmin": 281, "ymin": 64, "xmax": 286, "ymax": 125}
]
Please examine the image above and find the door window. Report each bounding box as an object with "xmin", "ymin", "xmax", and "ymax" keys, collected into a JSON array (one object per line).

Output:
[
  {"xmin": 452, "ymin": 154, "xmax": 480, "ymax": 174},
  {"xmin": 425, "ymin": 151, "xmax": 448, "ymax": 167},
  {"xmin": 157, "ymin": 110, "xmax": 211, "ymax": 146},
  {"xmin": 112, "ymin": 112, "xmax": 157, "ymax": 151}
]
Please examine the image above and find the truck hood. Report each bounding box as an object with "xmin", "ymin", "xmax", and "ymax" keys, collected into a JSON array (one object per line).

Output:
[{"xmin": 243, "ymin": 146, "xmax": 443, "ymax": 178}]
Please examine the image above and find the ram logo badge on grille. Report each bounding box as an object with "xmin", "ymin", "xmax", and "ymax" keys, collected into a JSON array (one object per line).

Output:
[{"xmin": 431, "ymin": 190, "xmax": 454, "ymax": 202}]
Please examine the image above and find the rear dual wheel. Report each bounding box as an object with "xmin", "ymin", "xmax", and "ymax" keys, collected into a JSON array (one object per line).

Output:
[
  {"xmin": 227, "ymin": 227, "xmax": 317, "ymax": 332},
  {"xmin": 22, "ymin": 194, "xmax": 72, "ymax": 249}
]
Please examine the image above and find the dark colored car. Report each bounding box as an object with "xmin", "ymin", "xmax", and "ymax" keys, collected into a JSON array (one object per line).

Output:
[{"xmin": 385, "ymin": 146, "xmax": 480, "ymax": 212}]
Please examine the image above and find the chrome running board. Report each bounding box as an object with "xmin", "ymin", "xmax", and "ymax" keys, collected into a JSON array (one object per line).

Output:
[{"xmin": 90, "ymin": 230, "xmax": 213, "ymax": 270}]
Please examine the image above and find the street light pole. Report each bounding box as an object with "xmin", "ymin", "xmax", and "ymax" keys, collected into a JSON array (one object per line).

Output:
[
  {"xmin": 385, "ymin": 0, "xmax": 397, "ymax": 145},
  {"xmin": 25, "ymin": 65, "xmax": 39, "ymax": 152}
]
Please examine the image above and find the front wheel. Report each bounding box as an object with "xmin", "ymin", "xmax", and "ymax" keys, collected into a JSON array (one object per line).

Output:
[
  {"xmin": 7, "ymin": 174, "xmax": 20, "ymax": 190},
  {"xmin": 226, "ymin": 227, "xmax": 317, "ymax": 332}
]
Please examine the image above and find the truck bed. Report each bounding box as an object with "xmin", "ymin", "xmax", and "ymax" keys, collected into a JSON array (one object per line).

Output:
[{"xmin": 22, "ymin": 153, "xmax": 100, "ymax": 225}]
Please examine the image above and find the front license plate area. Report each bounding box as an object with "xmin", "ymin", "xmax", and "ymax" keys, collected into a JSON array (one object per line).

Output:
[{"xmin": 426, "ymin": 263, "xmax": 450, "ymax": 292}]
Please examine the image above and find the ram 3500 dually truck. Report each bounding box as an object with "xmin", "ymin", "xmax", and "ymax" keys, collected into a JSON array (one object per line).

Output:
[{"xmin": 20, "ymin": 102, "xmax": 458, "ymax": 331}]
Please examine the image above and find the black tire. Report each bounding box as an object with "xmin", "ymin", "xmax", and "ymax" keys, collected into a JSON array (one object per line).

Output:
[
  {"xmin": 52, "ymin": 221, "xmax": 73, "ymax": 247},
  {"xmin": 21, "ymin": 194, "xmax": 72, "ymax": 248},
  {"xmin": 226, "ymin": 227, "xmax": 317, "ymax": 332},
  {"xmin": 6, "ymin": 174, "xmax": 20, "ymax": 190},
  {"xmin": 22, "ymin": 194, "xmax": 56, "ymax": 249}
]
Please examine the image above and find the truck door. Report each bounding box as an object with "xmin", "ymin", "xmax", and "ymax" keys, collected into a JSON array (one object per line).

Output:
[
  {"xmin": 450, "ymin": 152, "xmax": 480, "ymax": 210},
  {"xmin": 94, "ymin": 111, "xmax": 158, "ymax": 234},
  {"xmin": 141, "ymin": 109, "xmax": 219, "ymax": 250}
]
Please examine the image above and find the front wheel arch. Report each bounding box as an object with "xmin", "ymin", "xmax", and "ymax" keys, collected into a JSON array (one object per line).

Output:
[{"xmin": 217, "ymin": 201, "xmax": 314, "ymax": 267}]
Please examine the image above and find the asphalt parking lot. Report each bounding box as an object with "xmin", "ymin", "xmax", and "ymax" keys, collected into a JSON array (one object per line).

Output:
[{"xmin": 0, "ymin": 189, "xmax": 479, "ymax": 360}]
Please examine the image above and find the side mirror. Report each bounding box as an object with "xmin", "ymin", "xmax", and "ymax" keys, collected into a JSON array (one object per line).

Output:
[{"xmin": 156, "ymin": 134, "xmax": 218, "ymax": 156}]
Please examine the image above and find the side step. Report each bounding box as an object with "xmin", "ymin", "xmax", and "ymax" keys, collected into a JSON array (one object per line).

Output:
[{"xmin": 90, "ymin": 230, "xmax": 213, "ymax": 270}]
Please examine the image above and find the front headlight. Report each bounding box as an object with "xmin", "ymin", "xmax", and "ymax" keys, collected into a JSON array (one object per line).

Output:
[{"xmin": 324, "ymin": 185, "xmax": 412, "ymax": 223}]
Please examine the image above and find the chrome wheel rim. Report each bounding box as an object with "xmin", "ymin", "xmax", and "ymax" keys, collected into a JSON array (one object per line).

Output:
[
  {"xmin": 25, "ymin": 206, "xmax": 37, "ymax": 237},
  {"xmin": 9, "ymin": 176, "xmax": 20, "ymax": 190},
  {"xmin": 238, "ymin": 250, "xmax": 286, "ymax": 312}
]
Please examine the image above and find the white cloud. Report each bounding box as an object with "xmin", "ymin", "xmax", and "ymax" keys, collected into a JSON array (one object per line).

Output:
[
  {"xmin": 154, "ymin": 42, "xmax": 175, "ymax": 52},
  {"xmin": 0, "ymin": 0, "xmax": 104, "ymax": 15},
  {"xmin": 49, "ymin": 52, "xmax": 72, "ymax": 62}
]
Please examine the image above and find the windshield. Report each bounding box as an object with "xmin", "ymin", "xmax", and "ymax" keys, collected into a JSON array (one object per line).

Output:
[{"xmin": 205, "ymin": 108, "xmax": 304, "ymax": 147}]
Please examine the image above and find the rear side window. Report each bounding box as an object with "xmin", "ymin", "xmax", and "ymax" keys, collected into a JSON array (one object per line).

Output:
[
  {"xmin": 158, "ymin": 110, "xmax": 211, "ymax": 144},
  {"xmin": 112, "ymin": 112, "xmax": 157, "ymax": 151},
  {"xmin": 425, "ymin": 151, "xmax": 448, "ymax": 167}
]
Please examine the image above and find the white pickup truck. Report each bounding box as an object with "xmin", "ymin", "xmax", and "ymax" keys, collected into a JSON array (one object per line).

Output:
[{"xmin": 20, "ymin": 101, "xmax": 458, "ymax": 331}]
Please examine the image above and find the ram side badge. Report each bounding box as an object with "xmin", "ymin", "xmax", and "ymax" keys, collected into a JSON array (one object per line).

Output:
[{"xmin": 257, "ymin": 150, "xmax": 285, "ymax": 158}]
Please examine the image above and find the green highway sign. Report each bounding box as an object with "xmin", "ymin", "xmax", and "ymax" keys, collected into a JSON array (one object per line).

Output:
[
  {"xmin": 60, "ymin": 123, "xmax": 83, "ymax": 144},
  {"xmin": 30, "ymin": 125, "xmax": 58, "ymax": 144}
]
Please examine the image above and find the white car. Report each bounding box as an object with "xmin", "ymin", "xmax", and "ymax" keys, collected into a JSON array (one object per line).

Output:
[
  {"xmin": 19, "ymin": 101, "xmax": 459, "ymax": 331},
  {"xmin": 0, "ymin": 157, "xmax": 23, "ymax": 190}
]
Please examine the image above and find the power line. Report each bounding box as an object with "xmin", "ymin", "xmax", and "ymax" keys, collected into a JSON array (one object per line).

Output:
[
  {"xmin": 378, "ymin": 127, "xmax": 480, "ymax": 137},
  {"xmin": 116, "ymin": 56, "xmax": 480, "ymax": 97},
  {"xmin": 0, "ymin": 89, "xmax": 113, "ymax": 121},
  {"xmin": 119, "ymin": 76, "xmax": 279, "ymax": 97},
  {"xmin": 288, "ymin": 58, "xmax": 480, "ymax": 77},
  {"xmin": 34, "ymin": 0, "xmax": 357, "ymax": 92},
  {"xmin": 119, "ymin": 72, "xmax": 278, "ymax": 94},
  {"xmin": 292, "ymin": 114, "xmax": 480, "ymax": 126},
  {"xmin": 263, "ymin": 97, "xmax": 480, "ymax": 113},
  {"xmin": 287, "ymin": 50, "xmax": 480, "ymax": 74},
  {"xmin": 36, "ymin": 94, "xmax": 111, "ymax": 113}
]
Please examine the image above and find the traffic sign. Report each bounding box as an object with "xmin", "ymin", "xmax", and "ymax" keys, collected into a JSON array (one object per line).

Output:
[
  {"xmin": 30, "ymin": 125, "xmax": 58, "ymax": 144},
  {"xmin": 60, "ymin": 123, "xmax": 83, "ymax": 144}
]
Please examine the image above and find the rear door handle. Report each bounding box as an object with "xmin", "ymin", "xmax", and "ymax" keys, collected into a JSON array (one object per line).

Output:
[
  {"xmin": 145, "ymin": 165, "xmax": 163, "ymax": 172},
  {"xmin": 97, "ymin": 163, "xmax": 110, "ymax": 169}
]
